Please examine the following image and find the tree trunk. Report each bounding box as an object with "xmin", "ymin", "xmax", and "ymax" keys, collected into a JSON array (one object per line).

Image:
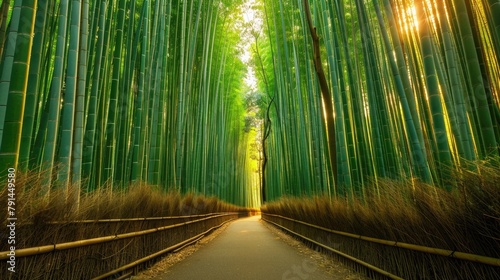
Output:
[{"xmin": 302, "ymin": 0, "xmax": 337, "ymax": 185}]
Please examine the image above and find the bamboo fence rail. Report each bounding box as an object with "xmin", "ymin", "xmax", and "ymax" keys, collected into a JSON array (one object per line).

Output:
[
  {"xmin": 0, "ymin": 213, "xmax": 236, "ymax": 260},
  {"xmin": 0, "ymin": 212, "xmax": 248, "ymax": 279},
  {"xmin": 262, "ymin": 213, "xmax": 500, "ymax": 266},
  {"xmin": 262, "ymin": 213, "xmax": 500, "ymax": 279}
]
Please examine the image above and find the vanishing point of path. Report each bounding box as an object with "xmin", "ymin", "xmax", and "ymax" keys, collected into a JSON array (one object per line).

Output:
[{"xmin": 137, "ymin": 216, "xmax": 367, "ymax": 280}]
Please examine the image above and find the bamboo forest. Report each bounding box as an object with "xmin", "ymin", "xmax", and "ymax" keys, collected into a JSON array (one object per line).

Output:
[{"xmin": 0, "ymin": 0, "xmax": 499, "ymax": 279}]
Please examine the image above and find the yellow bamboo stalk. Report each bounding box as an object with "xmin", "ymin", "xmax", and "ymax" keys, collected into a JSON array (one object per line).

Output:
[{"xmin": 43, "ymin": 212, "xmax": 221, "ymax": 224}]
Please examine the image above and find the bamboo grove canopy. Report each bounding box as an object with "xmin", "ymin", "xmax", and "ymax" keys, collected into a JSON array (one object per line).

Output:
[
  {"xmin": 0, "ymin": 0, "xmax": 256, "ymax": 206},
  {"xmin": 257, "ymin": 0, "xmax": 500, "ymax": 200},
  {"xmin": 0, "ymin": 0, "xmax": 499, "ymax": 205}
]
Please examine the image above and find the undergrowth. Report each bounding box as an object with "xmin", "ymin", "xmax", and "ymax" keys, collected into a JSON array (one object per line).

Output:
[
  {"xmin": 1, "ymin": 172, "xmax": 243, "ymax": 224},
  {"xmin": 0, "ymin": 170, "xmax": 247, "ymax": 249},
  {"xmin": 261, "ymin": 159, "xmax": 500, "ymax": 278}
]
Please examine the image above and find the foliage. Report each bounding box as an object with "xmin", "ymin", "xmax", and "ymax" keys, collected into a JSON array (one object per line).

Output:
[
  {"xmin": 253, "ymin": 0, "xmax": 500, "ymax": 200},
  {"xmin": 0, "ymin": 0, "xmax": 256, "ymax": 207}
]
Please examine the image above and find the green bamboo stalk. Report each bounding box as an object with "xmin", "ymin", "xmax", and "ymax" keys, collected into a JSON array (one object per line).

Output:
[
  {"xmin": 373, "ymin": 0, "xmax": 432, "ymax": 183},
  {"xmin": 130, "ymin": 0, "xmax": 149, "ymax": 182},
  {"xmin": 82, "ymin": 1, "xmax": 107, "ymax": 191},
  {"xmin": 175, "ymin": 0, "xmax": 188, "ymax": 189},
  {"xmin": 103, "ymin": 0, "xmax": 127, "ymax": 184},
  {"xmin": 415, "ymin": 0, "xmax": 453, "ymax": 186},
  {"xmin": 115, "ymin": 0, "xmax": 137, "ymax": 186},
  {"xmin": 18, "ymin": 0, "xmax": 48, "ymax": 171},
  {"xmin": 435, "ymin": 1, "xmax": 475, "ymax": 162},
  {"xmin": 0, "ymin": 0, "xmax": 22, "ymax": 171},
  {"xmin": 0, "ymin": 0, "xmax": 10, "ymax": 59},
  {"xmin": 484, "ymin": 0, "xmax": 500, "ymax": 66},
  {"xmin": 454, "ymin": 0, "xmax": 499, "ymax": 157},
  {"xmin": 41, "ymin": 0, "xmax": 70, "ymax": 190},
  {"xmin": 0, "ymin": 0, "xmax": 38, "ymax": 177},
  {"xmin": 58, "ymin": 0, "xmax": 82, "ymax": 187},
  {"xmin": 72, "ymin": 0, "xmax": 89, "ymax": 186}
]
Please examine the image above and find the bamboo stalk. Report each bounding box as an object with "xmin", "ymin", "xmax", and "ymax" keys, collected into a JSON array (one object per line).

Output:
[{"xmin": 44, "ymin": 212, "xmax": 223, "ymax": 224}]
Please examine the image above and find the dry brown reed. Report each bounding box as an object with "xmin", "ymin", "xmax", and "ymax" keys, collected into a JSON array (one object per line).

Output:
[
  {"xmin": 261, "ymin": 160, "xmax": 500, "ymax": 279},
  {"xmin": 0, "ymin": 171, "xmax": 254, "ymax": 279},
  {"xmin": 0, "ymin": 171, "xmax": 245, "ymax": 248}
]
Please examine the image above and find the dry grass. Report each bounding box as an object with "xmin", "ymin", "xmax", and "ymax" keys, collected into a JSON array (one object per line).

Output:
[
  {"xmin": 0, "ymin": 171, "xmax": 246, "ymax": 248},
  {"xmin": 261, "ymin": 160, "xmax": 500, "ymax": 279},
  {"xmin": 0, "ymin": 172, "xmax": 252, "ymax": 279}
]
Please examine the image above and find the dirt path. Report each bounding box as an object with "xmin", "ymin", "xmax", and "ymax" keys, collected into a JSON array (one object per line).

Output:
[{"xmin": 132, "ymin": 216, "xmax": 368, "ymax": 280}]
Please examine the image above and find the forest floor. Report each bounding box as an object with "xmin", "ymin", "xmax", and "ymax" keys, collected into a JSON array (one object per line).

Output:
[{"xmin": 131, "ymin": 216, "xmax": 368, "ymax": 280}]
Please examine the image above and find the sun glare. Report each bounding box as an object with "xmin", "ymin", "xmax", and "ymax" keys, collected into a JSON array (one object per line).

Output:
[
  {"xmin": 243, "ymin": 6, "xmax": 257, "ymax": 22},
  {"xmin": 399, "ymin": 5, "xmax": 419, "ymax": 33},
  {"xmin": 239, "ymin": 0, "xmax": 262, "ymax": 91}
]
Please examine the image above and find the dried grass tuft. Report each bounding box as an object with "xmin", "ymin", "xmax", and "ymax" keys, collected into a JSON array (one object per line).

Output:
[
  {"xmin": 0, "ymin": 173, "xmax": 245, "ymax": 249},
  {"xmin": 261, "ymin": 160, "xmax": 500, "ymax": 278}
]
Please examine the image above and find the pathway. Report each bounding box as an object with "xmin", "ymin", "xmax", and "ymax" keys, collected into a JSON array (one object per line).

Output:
[{"xmin": 149, "ymin": 215, "xmax": 336, "ymax": 280}]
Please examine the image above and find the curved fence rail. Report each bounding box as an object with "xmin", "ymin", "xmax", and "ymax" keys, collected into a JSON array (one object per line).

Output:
[
  {"xmin": 262, "ymin": 213, "xmax": 500, "ymax": 280},
  {"xmin": 0, "ymin": 212, "xmax": 250, "ymax": 279}
]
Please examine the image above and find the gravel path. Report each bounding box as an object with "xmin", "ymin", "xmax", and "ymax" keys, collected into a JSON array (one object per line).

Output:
[{"xmin": 132, "ymin": 216, "xmax": 368, "ymax": 280}]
